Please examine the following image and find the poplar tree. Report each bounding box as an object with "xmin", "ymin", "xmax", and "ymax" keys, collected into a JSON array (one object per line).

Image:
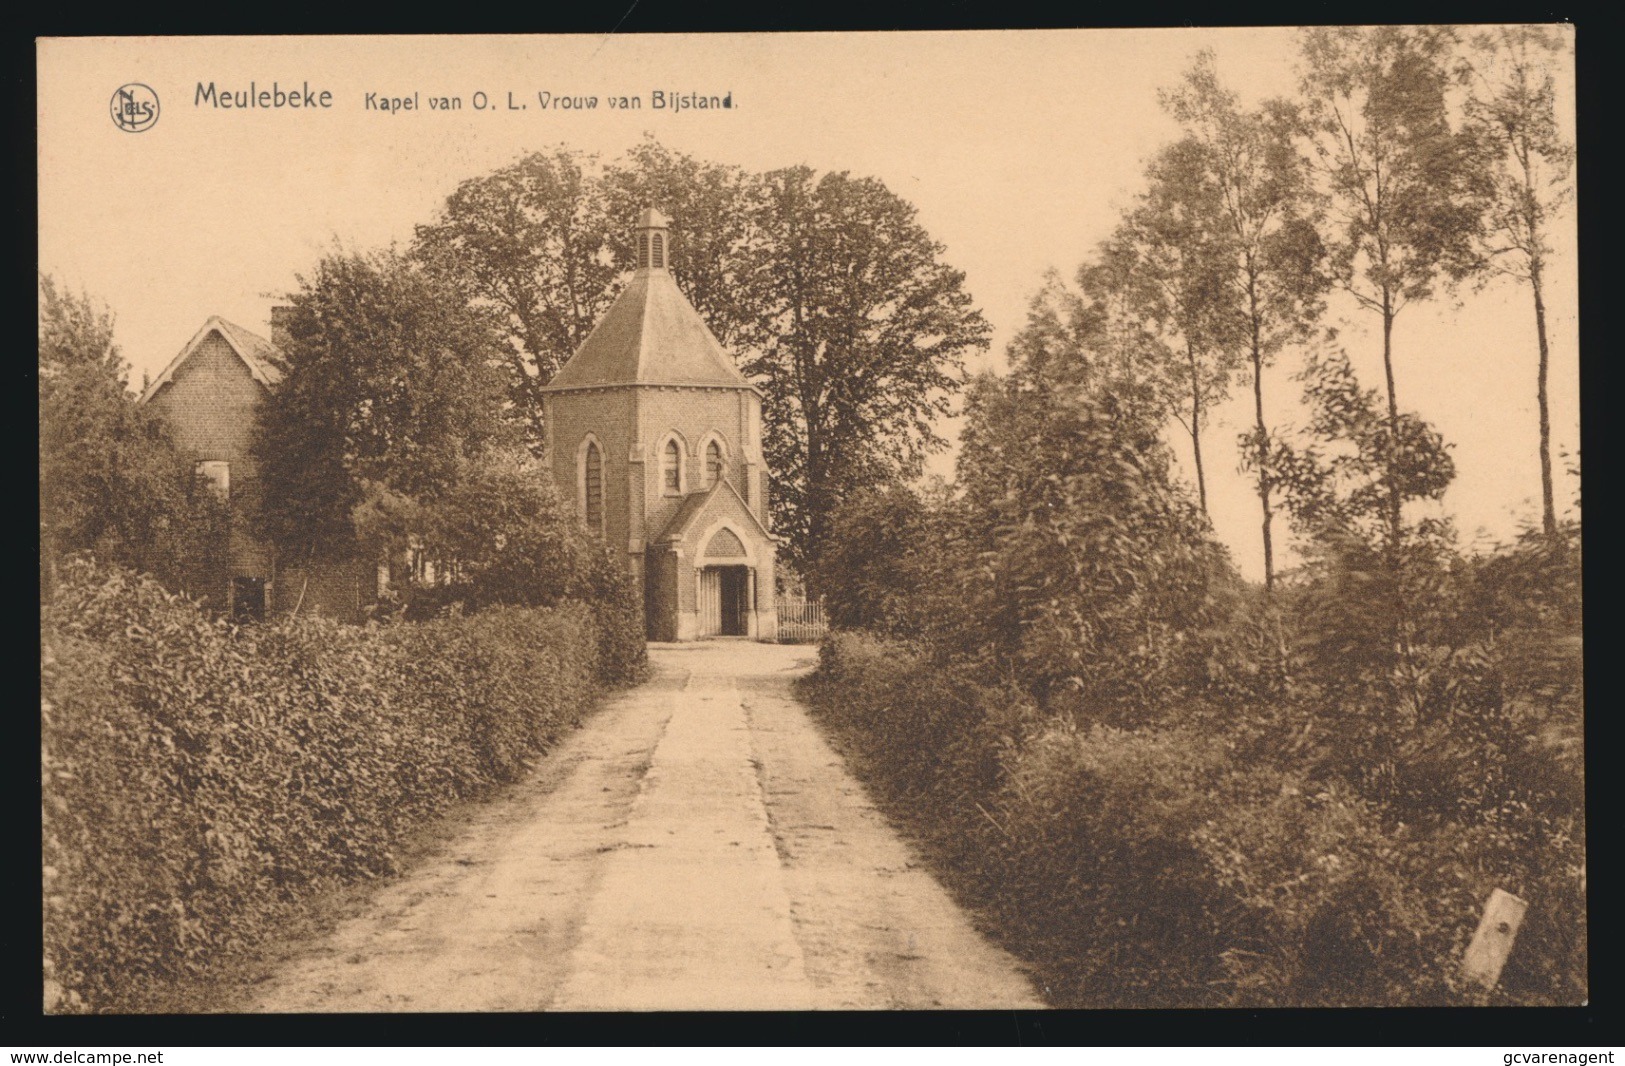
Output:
[
  {"xmin": 1460, "ymin": 25, "xmax": 1574, "ymax": 539},
  {"xmin": 1161, "ymin": 51, "xmax": 1329, "ymax": 590},
  {"xmin": 1088, "ymin": 140, "xmax": 1245, "ymax": 517},
  {"xmin": 1297, "ymin": 26, "xmax": 1491, "ymax": 552}
]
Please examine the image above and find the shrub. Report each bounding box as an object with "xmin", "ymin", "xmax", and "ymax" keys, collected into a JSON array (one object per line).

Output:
[
  {"xmin": 42, "ymin": 558, "xmax": 618, "ymax": 1013},
  {"xmin": 800, "ymin": 337, "xmax": 1582, "ymax": 1009},
  {"xmin": 817, "ymin": 483, "xmax": 936, "ymax": 635},
  {"xmin": 802, "ymin": 616, "xmax": 1586, "ymax": 1008},
  {"xmin": 38, "ymin": 276, "xmax": 230, "ymax": 605},
  {"xmin": 947, "ymin": 372, "xmax": 1236, "ymax": 720},
  {"xmin": 395, "ymin": 454, "xmax": 647, "ymax": 685}
]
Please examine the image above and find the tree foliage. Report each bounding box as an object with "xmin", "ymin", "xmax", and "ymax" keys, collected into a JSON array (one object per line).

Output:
[
  {"xmin": 414, "ymin": 143, "xmax": 987, "ymax": 583},
  {"xmin": 1160, "ymin": 51, "xmax": 1330, "ymax": 587},
  {"xmin": 601, "ymin": 138, "xmax": 759, "ymax": 349},
  {"xmin": 1268, "ymin": 348, "xmax": 1455, "ymax": 543},
  {"xmin": 1085, "ymin": 139, "xmax": 1247, "ymax": 515},
  {"xmin": 412, "ymin": 148, "xmax": 618, "ymax": 448},
  {"xmin": 1460, "ymin": 26, "xmax": 1574, "ymax": 538},
  {"xmin": 952, "ymin": 362, "xmax": 1234, "ymax": 715},
  {"xmin": 817, "ymin": 480, "xmax": 947, "ymax": 636},
  {"xmin": 1265, "ymin": 347, "xmax": 1458, "ymax": 720},
  {"xmin": 253, "ymin": 248, "xmax": 517, "ymax": 562},
  {"xmin": 38, "ymin": 275, "xmax": 226, "ymax": 599},
  {"xmin": 1299, "ymin": 26, "xmax": 1491, "ymax": 322},
  {"xmin": 741, "ymin": 166, "xmax": 989, "ymax": 580},
  {"xmin": 1297, "ymin": 26, "xmax": 1493, "ymax": 547}
]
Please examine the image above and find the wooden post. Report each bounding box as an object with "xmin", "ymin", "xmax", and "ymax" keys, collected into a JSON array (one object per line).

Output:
[{"xmin": 1462, "ymin": 887, "xmax": 1528, "ymax": 992}]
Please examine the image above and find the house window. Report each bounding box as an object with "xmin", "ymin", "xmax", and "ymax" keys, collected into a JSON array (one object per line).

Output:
[
  {"xmin": 705, "ymin": 440, "xmax": 724, "ymax": 488},
  {"xmin": 662, "ymin": 438, "xmax": 682, "ymax": 496},
  {"xmin": 583, "ymin": 440, "xmax": 604, "ymax": 533},
  {"xmin": 652, "ymin": 232, "xmax": 665, "ymax": 269},
  {"xmin": 197, "ymin": 460, "xmax": 230, "ymax": 501},
  {"xmin": 638, "ymin": 233, "xmax": 651, "ymax": 269}
]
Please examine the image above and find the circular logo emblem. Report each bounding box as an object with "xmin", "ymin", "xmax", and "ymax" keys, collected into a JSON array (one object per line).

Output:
[{"xmin": 110, "ymin": 83, "xmax": 160, "ymax": 133}]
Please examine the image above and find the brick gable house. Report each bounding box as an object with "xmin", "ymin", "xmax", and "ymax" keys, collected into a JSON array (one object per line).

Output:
[
  {"xmin": 139, "ymin": 314, "xmax": 376, "ymax": 622},
  {"xmin": 541, "ymin": 209, "xmax": 779, "ymax": 641}
]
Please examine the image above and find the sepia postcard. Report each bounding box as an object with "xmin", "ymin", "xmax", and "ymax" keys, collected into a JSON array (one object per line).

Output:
[{"xmin": 37, "ymin": 28, "xmax": 1583, "ymax": 1021}]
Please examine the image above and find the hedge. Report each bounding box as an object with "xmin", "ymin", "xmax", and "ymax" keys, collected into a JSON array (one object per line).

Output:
[
  {"xmin": 799, "ymin": 631, "xmax": 1586, "ymax": 1008},
  {"xmin": 42, "ymin": 559, "xmax": 626, "ymax": 1014}
]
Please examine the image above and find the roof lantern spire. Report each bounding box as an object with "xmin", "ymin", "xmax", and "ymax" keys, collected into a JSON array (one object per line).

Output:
[{"xmin": 635, "ymin": 207, "xmax": 671, "ymax": 272}]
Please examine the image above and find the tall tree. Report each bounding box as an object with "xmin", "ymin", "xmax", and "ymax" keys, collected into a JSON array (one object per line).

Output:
[
  {"xmin": 601, "ymin": 137, "xmax": 759, "ymax": 349},
  {"xmin": 1297, "ymin": 26, "xmax": 1491, "ymax": 551},
  {"xmin": 955, "ymin": 360, "xmax": 1229, "ymax": 713},
  {"xmin": 1267, "ymin": 347, "xmax": 1457, "ymax": 720},
  {"xmin": 740, "ymin": 166, "xmax": 990, "ymax": 581},
  {"xmin": 253, "ymin": 249, "xmax": 516, "ymax": 563},
  {"xmin": 1161, "ymin": 51, "xmax": 1330, "ymax": 590},
  {"xmin": 1460, "ymin": 26, "xmax": 1575, "ymax": 539},
  {"xmin": 412, "ymin": 147, "xmax": 617, "ymax": 449},
  {"xmin": 1005, "ymin": 270, "xmax": 1098, "ymax": 380},
  {"xmin": 415, "ymin": 142, "xmax": 758, "ymax": 451},
  {"xmin": 414, "ymin": 143, "xmax": 985, "ymax": 578},
  {"xmin": 38, "ymin": 275, "xmax": 224, "ymax": 599},
  {"xmin": 1087, "ymin": 140, "xmax": 1246, "ymax": 516}
]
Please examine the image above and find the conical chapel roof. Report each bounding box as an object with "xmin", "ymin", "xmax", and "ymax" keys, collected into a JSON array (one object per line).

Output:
[{"xmin": 543, "ymin": 231, "xmax": 755, "ymax": 393}]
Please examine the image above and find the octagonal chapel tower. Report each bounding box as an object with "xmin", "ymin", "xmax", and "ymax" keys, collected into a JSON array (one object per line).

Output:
[{"xmin": 540, "ymin": 208, "xmax": 778, "ymax": 642}]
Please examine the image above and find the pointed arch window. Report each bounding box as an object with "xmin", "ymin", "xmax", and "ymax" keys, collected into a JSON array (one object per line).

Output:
[
  {"xmin": 583, "ymin": 440, "xmax": 604, "ymax": 534},
  {"xmin": 662, "ymin": 438, "xmax": 682, "ymax": 496},
  {"xmin": 651, "ymin": 232, "xmax": 665, "ymax": 269},
  {"xmin": 704, "ymin": 439, "xmax": 724, "ymax": 488},
  {"xmin": 637, "ymin": 233, "xmax": 651, "ymax": 269}
]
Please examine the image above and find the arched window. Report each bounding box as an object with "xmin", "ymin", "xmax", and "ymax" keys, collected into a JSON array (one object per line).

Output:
[
  {"xmin": 583, "ymin": 440, "xmax": 604, "ymax": 534},
  {"xmin": 704, "ymin": 440, "xmax": 724, "ymax": 488},
  {"xmin": 651, "ymin": 232, "xmax": 665, "ymax": 269},
  {"xmin": 638, "ymin": 233, "xmax": 650, "ymax": 269},
  {"xmin": 662, "ymin": 438, "xmax": 682, "ymax": 496}
]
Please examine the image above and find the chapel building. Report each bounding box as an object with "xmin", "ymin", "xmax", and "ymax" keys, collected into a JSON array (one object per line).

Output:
[{"xmin": 541, "ymin": 209, "xmax": 778, "ymax": 642}]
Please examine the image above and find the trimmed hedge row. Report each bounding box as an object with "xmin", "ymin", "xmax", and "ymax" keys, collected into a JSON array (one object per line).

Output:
[
  {"xmin": 42, "ymin": 559, "xmax": 626, "ymax": 1014},
  {"xmin": 799, "ymin": 631, "xmax": 1586, "ymax": 1008}
]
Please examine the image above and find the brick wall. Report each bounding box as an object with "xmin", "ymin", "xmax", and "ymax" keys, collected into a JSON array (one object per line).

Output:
[
  {"xmin": 146, "ymin": 331, "xmax": 274, "ymax": 597},
  {"xmin": 543, "ymin": 381, "xmax": 777, "ymax": 641},
  {"xmin": 644, "ymin": 547, "xmax": 680, "ymax": 642},
  {"xmin": 636, "ymin": 387, "xmax": 769, "ymax": 533},
  {"xmin": 544, "ymin": 388, "xmax": 636, "ymax": 553},
  {"xmin": 273, "ymin": 560, "xmax": 374, "ymax": 622}
]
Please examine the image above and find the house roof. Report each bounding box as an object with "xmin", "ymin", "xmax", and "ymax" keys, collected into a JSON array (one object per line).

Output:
[
  {"xmin": 138, "ymin": 316, "xmax": 283, "ymax": 403},
  {"xmin": 542, "ymin": 266, "xmax": 757, "ymax": 395},
  {"xmin": 655, "ymin": 477, "xmax": 775, "ymax": 547}
]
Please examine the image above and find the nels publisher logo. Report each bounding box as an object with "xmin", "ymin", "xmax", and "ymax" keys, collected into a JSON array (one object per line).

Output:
[{"xmin": 110, "ymin": 83, "xmax": 159, "ymax": 132}]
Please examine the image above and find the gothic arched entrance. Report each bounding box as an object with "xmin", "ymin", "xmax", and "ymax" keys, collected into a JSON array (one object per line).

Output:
[{"xmin": 699, "ymin": 565, "xmax": 752, "ymax": 637}]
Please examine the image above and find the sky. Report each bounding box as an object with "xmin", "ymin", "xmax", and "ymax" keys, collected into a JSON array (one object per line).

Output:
[{"xmin": 37, "ymin": 29, "xmax": 1579, "ymax": 582}]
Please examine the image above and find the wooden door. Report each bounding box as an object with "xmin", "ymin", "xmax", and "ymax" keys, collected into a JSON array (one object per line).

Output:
[
  {"xmin": 699, "ymin": 567, "xmax": 722, "ymax": 637},
  {"xmin": 720, "ymin": 567, "xmax": 747, "ymax": 635}
]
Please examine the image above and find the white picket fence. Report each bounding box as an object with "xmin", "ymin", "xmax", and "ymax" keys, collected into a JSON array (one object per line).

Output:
[{"xmin": 775, "ymin": 598, "xmax": 827, "ymax": 643}]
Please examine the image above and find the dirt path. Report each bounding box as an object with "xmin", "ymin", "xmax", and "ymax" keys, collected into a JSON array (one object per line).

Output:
[{"xmin": 250, "ymin": 642, "xmax": 1042, "ymax": 1011}]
